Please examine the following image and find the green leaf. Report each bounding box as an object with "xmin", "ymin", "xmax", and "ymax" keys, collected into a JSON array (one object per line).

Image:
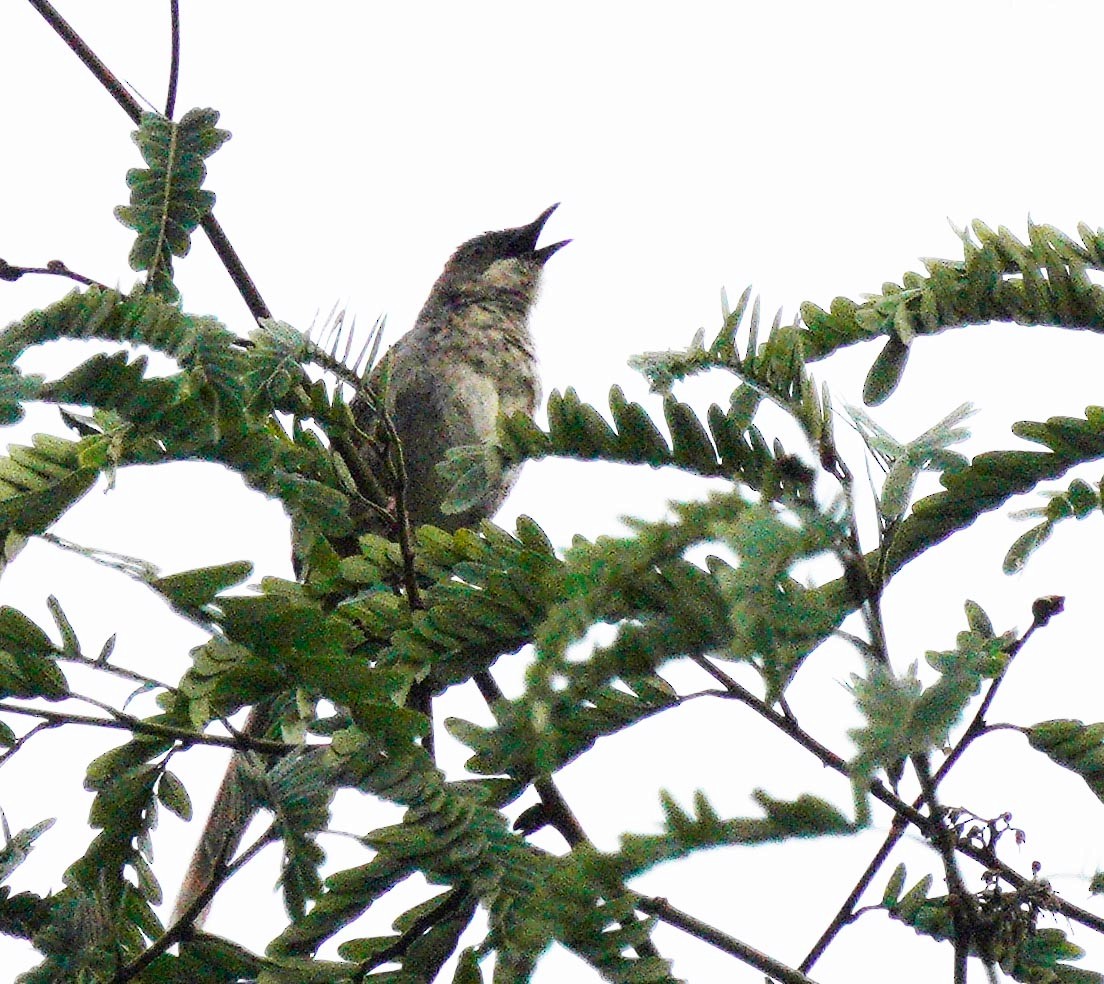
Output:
[
  {"xmin": 0, "ymin": 435, "xmax": 98, "ymax": 537},
  {"xmin": 114, "ymin": 108, "xmax": 230, "ymax": 301},
  {"xmin": 150, "ymin": 560, "xmax": 253, "ymax": 611},
  {"xmin": 849, "ymin": 655, "xmax": 981, "ymax": 784},
  {"xmin": 0, "ymin": 818, "xmax": 55, "ymax": 883},
  {"xmin": 0, "ymin": 608, "xmax": 54, "ymax": 657},
  {"xmin": 0, "ymin": 648, "xmax": 68, "ymax": 700},
  {"xmin": 883, "ymin": 863, "xmax": 907, "ymax": 907},
  {"xmin": 863, "ymin": 333, "xmax": 910, "ymax": 406},
  {"xmin": 1004, "ymin": 520, "xmax": 1053, "ymax": 574},
  {"xmin": 46, "ymin": 596, "xmax": 81, "ymax": 658},
  {"xmin": 438, "ymin": 443, "xmax": 500, "ymax": 515},
  {"xmin": 156, "ymin": 770, "xmax": 192, "ymax": 821},
  {"xmin": 452, "ymin": 948, "xmax": 484, "ymax": 984},
  {"xmin": 1027, "ymin": 719, "xmax": 1104, "ymax": 803},
  {"xmin": 963, "ymin": 599, "xmax": 994, "ymax": 638}
]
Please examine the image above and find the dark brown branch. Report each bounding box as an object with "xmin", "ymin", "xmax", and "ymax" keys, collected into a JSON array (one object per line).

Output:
[
  {"xmin": 799, "ymin": 820, "xmax": 901, "ymax": 972},
  {"xmin": 800, "ymin": 597, "xmax": 1065, "ymax": 972},
  {"xmin": 200, "ymin": 213, "xmax": 271, "ymax": 321},
  {"xmin": 0, "ymin": 701, "xmax": 292, "ymax": 754},
  {"xmin": 637, "ymin": 896, "xmax": 821, "ymax": 984},
  {"xmin": 913, "ymin": 754, "xmax": 975, "ymax": 984},
  {"xmin": 27, "ymin": 0, "xmax": 143, "ymax": 122},
  {"xmin": 164, "ymin": 0, "xmax": 180, "ymax": 119},
  {"xmin": 111, "ymin": 824, "xmax": 274, "ymax": 982},
  {"xmin": 0, "ymin": 257, "xmax": 108, "ymax": 289},
  {"xmin": 932, "ymin": 599, "xmax": 1055, "ymax": 787},
  {"xmin": 470, "ymin": 671, "xmax": 659, "ymax": 961},
  {"xmin": 358, "ymin": 887, "xmax": 474, "ymax": 975},
  {"xmin": 689, "ymin": 654, "xmax": 930, "ymax": 830},
  {"xmin": 26, "ymin": 0, "xmax": 271, "ymax": 322},
  {"xmin": 472, "ymin": 671, "xmax": 588, "ymax": 846}
]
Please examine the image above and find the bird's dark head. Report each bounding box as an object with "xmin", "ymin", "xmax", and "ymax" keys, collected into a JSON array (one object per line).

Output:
[{"xmin": 427, "ymin": 204, "xmax": 570, "ymax": 313}]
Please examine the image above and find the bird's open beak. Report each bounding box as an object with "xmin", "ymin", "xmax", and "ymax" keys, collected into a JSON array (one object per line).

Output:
[{"xmin": 512, "ymin": 203, "xmax": 571, "ymax": 262}]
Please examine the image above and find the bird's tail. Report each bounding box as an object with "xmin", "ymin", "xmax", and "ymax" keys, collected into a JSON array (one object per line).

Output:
[{"xmin": 170, "ymin": 706, "xmax": 267, "ymax": 928}]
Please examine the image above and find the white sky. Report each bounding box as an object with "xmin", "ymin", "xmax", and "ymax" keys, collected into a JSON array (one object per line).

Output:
[{"xmin": 3, "ymin": 2, "xmax": 1104, "ymax": 981}]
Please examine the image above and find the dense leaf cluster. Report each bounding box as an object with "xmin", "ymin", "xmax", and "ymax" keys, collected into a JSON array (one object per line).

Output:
[{"xmin": 2, "ymin": 104, "xmax": 1104, "ymax": 983}]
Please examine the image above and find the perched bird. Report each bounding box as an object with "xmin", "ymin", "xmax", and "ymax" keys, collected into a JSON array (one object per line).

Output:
[
  {"xmin": 354, "ymin": 202, "xmax": 567, "ymax": 535},
  {"xmin": 172, "ymin": 205, "xmax": 568, "ymax": 928}
]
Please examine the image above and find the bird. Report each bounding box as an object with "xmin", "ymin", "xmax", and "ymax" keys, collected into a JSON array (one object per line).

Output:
[
  {"xmin": 171, "ymin": 205, "xmax": 568, "ymax": 929},
  {"xmin": 355, "ymin": 202, "xmax": 568, "ymax": 535}
]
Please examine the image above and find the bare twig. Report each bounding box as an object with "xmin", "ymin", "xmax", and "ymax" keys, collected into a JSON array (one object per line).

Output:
[
  {"xmin": 913, "ymin": 754, "xmax": 976, "ymax": 984},
  {"xmin": 112, "ymin": 823, "xmax": 275, "ymax": 982},
  {"xmin": 689, "ymin": 654, "xmax": 931, "ymax": 829},
  {"xmin": 637, "ymin": 895, "xmax": 821, "ymax": 984},
  {"xmin": 0, "ymin": 701, "xmax": 291, "ymax": 754},
  {"xmin": 59, "ymin": 651, "xmax": 168, "ymax": 695},
  {"xmin": 164, "ymin": 0, "xmax": 180, "ymax": 119},
  {"xmin": 0, "ymin": 257, "xmax": 108, "ymax": 288},
  {"xmin": 799, "ymin": 821, "xmax": 901, "ymax": 972},
  {"xmin": 0, "ymin": 720, "xmax": 51, "ymax": 768},
  {"xmin": 800, "ymin": 597, "xmax": 1064, "ymax": 972}
]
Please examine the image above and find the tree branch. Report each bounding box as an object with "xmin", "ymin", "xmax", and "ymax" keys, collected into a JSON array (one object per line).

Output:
[
  {"xmin": 0, "ymin": 701, "xmax": 292, "ymax": 754},
  {"xmin": 26, "ymin": 0, "xmax": 271, "ymax": 322},
  {"xmin": 164, "ymin": 0, "xmax": 180, "ymax": 119},
  {"xmin": 112, "ymin": 824, "xmax": 275, "ymax": 982},
  {"xmin": 637, "ymin": 895, "xmax": 822, "ymax": 984},
  {"xmin": 800, "ymin": 597, "xmax": 1067, "ymax": 971}
]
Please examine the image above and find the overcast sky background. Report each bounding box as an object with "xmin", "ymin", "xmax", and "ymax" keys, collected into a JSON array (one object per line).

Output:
[{"xmin": 3, "ymin": 2, "xmax": 1104, "ymax": 981}]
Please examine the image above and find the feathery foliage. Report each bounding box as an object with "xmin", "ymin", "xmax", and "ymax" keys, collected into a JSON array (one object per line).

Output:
[{"xmin": 4, "ymin": 23, "xmax": 1104, "ymax": 982}]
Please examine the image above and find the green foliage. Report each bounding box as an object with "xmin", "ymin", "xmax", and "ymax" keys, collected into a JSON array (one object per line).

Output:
[
  {"xmin": 114, "ymin": 108, "xmax": 231, "ymax": 302},
  {"xmin": 613, "ymin": 789, "xmax": 853, "ymax": 877},
  {"xmin": 3, "ymin": 65, "xmax": 1103, "ymax": 980},
  {"xmin": 0, "ymin": 433, "xmax": 98, "ymax": 562},
  {"xmin": 882, "ymin": 863, "xmax": 1101, "ymax": 983},
  {"xmin": 799, "ymin": 219, "xmax": 1104, "ymax": 392},
  {"xmin": 849, "ymin": 601, "xmax": 1007, "ymax": 792},
  {"xmin": 0, "ymin": 607, "xmax": 67, "ymax": 701},
  {"xmin": 0, "ymin": 818, "xmax": 54, "ymax": 941},
  {"xmin": 848, "ymin": 402, "xmax": 973, "ymax": 522},
  {"xmin": 1005, "ymin": 476, "xmax": 1104, "ymax": 573},
  {"xmin": 874, "ymin": 406, "xmax": 1104, "ymax": 578},
  {"xmin": 1027, "ymin": 720, "xmax": 1104, "ymax": 803}
]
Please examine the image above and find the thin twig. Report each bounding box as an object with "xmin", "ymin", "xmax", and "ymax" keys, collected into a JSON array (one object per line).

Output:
[
  {"xmin": 472, "ymin": 671, "xmax": 589, "ymax": 847},
  {"xmin": 112, "ymin": 824, "xmax": 275, "ymax": 982},
  {"xmin": 800, "ymin": 599, "xmax": 1061, "ymax": 972},
  {"xmin": 199, "ymin": 213, "xmax": 271, "ymax": 321},
  {"xmin": 0, "ymin": 701, "xmax": 291, "ymax": 753},
  {"xmin": 60, "ymin": 651, "xmax": 169, "ymax": 694},
  {"xmin": 0, "ymin": 258, "xmax": 108, "ymax": 288},
  {"xmin": 383, "ymin": 406, "xmax": 423, "ymax": 613},
  {"xmin": 470, "ymin": 673, "xmax": 659, "ymax": 960},
  {"xmin": 358, "ymin": 887, "xmax": 474, "ymax": 975},
  {"xmin": 932, "ymin": 603, "xmax": 1052, "ymax": 786},
  {"xmin": 689, "ymin": 654, "xmax": 931, "ymax": 830},
  {"xmin": 0, "ymin": 720, "xmax": 52, "ymax": 768},
  {"xmin": 637, "ymin": 895, "xmax": 821, "ymax": 984},
  {"xmin": 26, "ymin": 0, "xmax": 271, "ymax": 322},
  {"xmin": 27, "ymin": 0, "xmax": 143, "ymax": 121},
  {"xmin": 799, "ymin": 818, "xmax": 902, "ymax": 971},
  {"xmin": 913, "ymin": 754, "xmax": 975, "ymax": 984},
  {"xmin": 164, "ymin": 0, "xmax": 180, "ymax": 119}
]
